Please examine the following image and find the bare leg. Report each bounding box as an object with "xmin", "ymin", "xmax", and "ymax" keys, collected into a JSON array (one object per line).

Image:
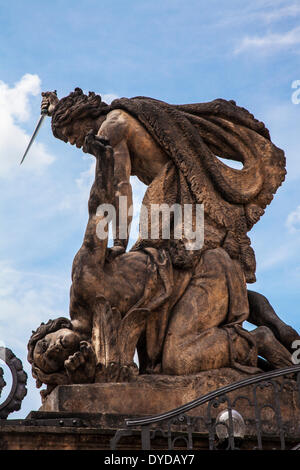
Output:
[
  {"xmin": 162, "ymin": 248, "xmax": 249, "ymax": 374},
  {"xmin": 163, "ymin": 327, "xmax": 231, "ymax": 374},
  {"xmin": 248, "ymin": 290, "xmax": 300, "ymax": 352},
  {"xmin": 251, "ymin": 326, "xmax": 292, "ymax": 368}
]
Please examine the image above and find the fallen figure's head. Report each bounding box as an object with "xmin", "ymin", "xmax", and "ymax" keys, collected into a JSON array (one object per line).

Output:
[{"xmin": 27, "ymin": 317, "xmax": 96, "ymax": 399}]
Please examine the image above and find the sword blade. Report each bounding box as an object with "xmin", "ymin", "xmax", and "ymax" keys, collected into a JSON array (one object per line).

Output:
[{"xmin": 20, "ymin": 113, "xmax": 46, "ymax": 165}]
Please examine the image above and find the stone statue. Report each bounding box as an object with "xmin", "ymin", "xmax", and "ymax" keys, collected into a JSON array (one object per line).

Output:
[{"xmin": 27, "ymin": 89, "xmax": 299, "ymax": 400}]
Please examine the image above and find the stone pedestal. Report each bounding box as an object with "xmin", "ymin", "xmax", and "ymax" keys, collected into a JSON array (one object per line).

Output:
[{"xmin": 40, "ymin": 368, "xmax": 246, "ymax": 415}]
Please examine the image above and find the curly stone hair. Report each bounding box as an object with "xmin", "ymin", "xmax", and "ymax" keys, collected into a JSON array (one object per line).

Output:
[
  {"xmin": 51, "ymin": 87, "xmax": 109, "ymax": 138},
  {"xmin": 27, "ymin": 317, "xmax": 73, "ymax": 394}
]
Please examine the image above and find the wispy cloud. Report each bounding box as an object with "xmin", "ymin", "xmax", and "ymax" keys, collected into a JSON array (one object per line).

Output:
[
  {"xmin": 213, "ymin": 1, "xmax": 300, "ymax": 30},
  {"xmin": 263, "ymin": 3, "xmax": 300, "ymax": 23},
  {"xmin": 235, "ymin": 26, "xmax": 300, "ymax": 54}
]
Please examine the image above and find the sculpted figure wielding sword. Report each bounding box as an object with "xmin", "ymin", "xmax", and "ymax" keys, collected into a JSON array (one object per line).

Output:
[{"xmin": 24, "ymin": 88, "xmax": 300, "ymax": 395}]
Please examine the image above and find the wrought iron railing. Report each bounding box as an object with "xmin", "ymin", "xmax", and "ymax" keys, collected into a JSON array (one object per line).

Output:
[{"xmin": 111, "ymin": 365, "xmax": 300, "ymax": 450}]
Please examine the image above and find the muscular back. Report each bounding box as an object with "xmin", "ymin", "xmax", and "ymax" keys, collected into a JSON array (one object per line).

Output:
[{"xmin": 98, "ymin": 109, "xmax": 169, "ymax": 185}]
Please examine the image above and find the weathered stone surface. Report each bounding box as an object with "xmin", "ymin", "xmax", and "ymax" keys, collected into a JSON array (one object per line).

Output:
[{"xmin": 40, "ymin": 368, "xmax": 245, "ymax": 414}]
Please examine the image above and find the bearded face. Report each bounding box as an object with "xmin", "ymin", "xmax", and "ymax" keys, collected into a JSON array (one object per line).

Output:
[
  {"xmin": 58, "ymin": 118, "xmax": 100, "ymax": 149},
  {"xmin": 33, "ymin": 328, "xmax": 81, "ymax": 373}
]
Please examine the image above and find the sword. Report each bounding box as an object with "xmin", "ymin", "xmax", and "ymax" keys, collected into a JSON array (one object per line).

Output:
[{"xmin": 20, "ymin": 109, "xmax": 48, "ymax": 165}]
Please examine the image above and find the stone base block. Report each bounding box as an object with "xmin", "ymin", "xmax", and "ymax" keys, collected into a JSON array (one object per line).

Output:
[{"xmin": 40, "ymin": 368, "xmax": 246, "ymax": 415}]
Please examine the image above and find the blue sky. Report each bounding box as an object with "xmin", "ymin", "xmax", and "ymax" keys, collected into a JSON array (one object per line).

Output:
[{"xmin": 1, "ymin": 0, "xmax": 300, "ymax": 418}]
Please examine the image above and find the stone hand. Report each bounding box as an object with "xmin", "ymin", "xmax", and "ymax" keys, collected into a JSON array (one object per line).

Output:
[
  {"xmin": 41, "ymin": 91, "xmax": 59, "ymax": 116},
  {"xmin": 64, "ymin": 341, "xmax": 96, "ymax": 384},
  {"xmin": 83, "ymin": 130, "xmax": 111, "ymax": 156},
  {"xmin": 95, "ymin": 361, "xmax": 139, "ymax": 383}
]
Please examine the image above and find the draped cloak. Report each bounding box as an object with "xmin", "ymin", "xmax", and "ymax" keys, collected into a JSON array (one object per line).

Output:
[{"xmin": 124, "ymin": 246, "xmax": 260, "ymax": 374}]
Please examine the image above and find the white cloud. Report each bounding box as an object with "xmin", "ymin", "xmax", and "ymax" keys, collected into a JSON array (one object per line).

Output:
[
  {"xmin": 0, "ymin": 73, "xmax": 40, "ymax": 122},
  {"xmin": 235, "ymin": 26, "xmax": 300, "ymax": 54},
  {"xmin": 0, "ymin": 74, "xmax": 55, "ymax": 178}
]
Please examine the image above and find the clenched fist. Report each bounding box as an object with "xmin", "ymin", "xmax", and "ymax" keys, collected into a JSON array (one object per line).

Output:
[
  {"xmin": 41, "ymin": 91, "xmax": 59, "ymax": 116},
  {"xmin": 64, "ymin": 341, "xmax": 96, "ymax": 384}
]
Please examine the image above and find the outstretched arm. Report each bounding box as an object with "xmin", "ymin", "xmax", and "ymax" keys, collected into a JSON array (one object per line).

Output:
[
  {"xmin": 71, "ymin": 132, "xmax": 115, "ymax": 306},
  {"xmin": 81, "ymin": 133, "xmax": 115, "ymax": 268},
  {"xmin": 69, "ymin": 134, "xmax": 115, "ymax": 334}
]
